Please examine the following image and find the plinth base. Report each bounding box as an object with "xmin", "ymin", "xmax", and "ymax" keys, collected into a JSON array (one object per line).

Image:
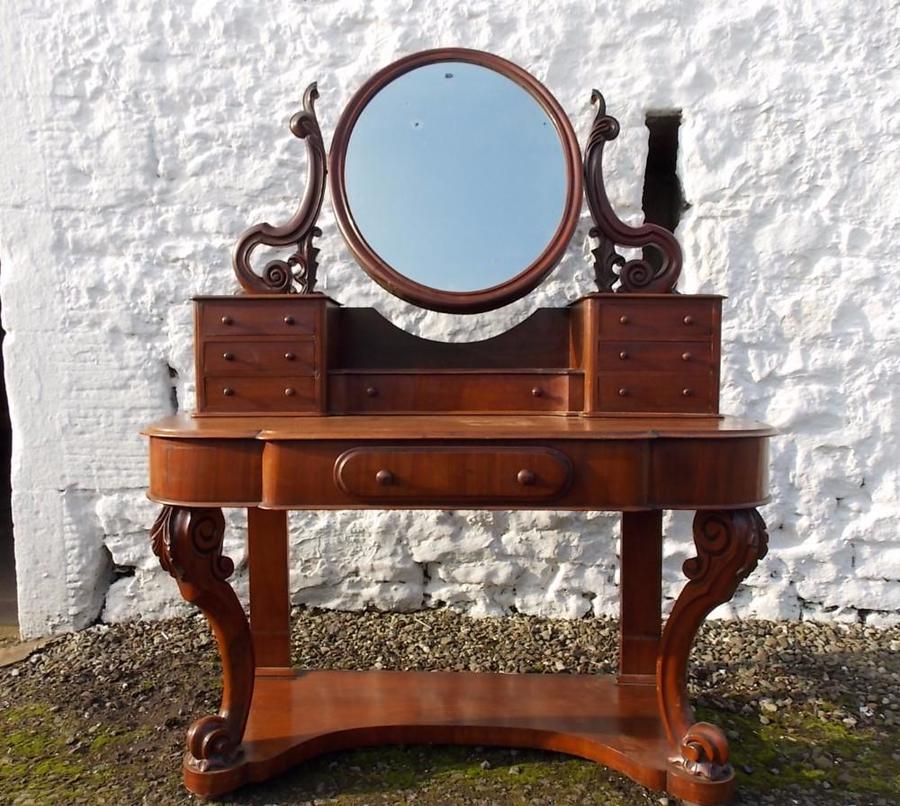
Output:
[{"xmin": 184, "ymin": 670, "xmax": 734, "ymax": 804}]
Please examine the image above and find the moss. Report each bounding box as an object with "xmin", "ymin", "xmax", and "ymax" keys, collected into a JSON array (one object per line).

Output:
[{"xmin": 698, "ymin": 705, "xmax": 900, "ymax": 798}]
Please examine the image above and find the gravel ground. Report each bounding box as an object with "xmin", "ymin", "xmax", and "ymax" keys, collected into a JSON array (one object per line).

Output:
[{"xmin": 0, "ymin": 608, "xmax": 898, "ymax": 805}]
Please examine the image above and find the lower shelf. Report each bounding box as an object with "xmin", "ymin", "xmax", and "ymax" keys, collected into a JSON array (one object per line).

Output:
[{"xmin": 186, "ymin": 669, "xmax": 733, "ymax": 803}]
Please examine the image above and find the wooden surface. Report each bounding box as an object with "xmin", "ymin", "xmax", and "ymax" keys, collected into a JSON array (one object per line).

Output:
[
  {"xmin": 144, "ymin": 412, "xmax": 775, "ymax": 441},
  {"xmin": 183, "ymin": 669, "xmax": 733, "ymax": 804}
]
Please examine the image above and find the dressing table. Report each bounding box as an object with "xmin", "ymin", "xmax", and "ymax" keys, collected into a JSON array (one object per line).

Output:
[{"xmin": 143, "ymin": 48, "xmax": 774, "ymax": 804}]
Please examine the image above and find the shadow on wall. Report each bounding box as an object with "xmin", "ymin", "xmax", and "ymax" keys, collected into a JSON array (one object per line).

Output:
[{"xmin": 0, "ymin": 260, "xmax": 15, "ymax": 628}]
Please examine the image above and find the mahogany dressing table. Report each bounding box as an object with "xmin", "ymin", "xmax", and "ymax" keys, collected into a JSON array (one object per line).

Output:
[{"xmin": 143, "ymin": 49, "xmax": 774, "ymax": 805}]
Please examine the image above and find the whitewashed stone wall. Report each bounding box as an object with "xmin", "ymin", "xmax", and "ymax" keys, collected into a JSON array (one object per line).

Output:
[{"xmin": 1, "ymin": 0, "xmax": 898, "ymax": 638}]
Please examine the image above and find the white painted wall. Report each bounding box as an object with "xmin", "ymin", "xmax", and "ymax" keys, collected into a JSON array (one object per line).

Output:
[{"xmin": 1, "ymin": 0, "xmax": 897, "ymax": 638}]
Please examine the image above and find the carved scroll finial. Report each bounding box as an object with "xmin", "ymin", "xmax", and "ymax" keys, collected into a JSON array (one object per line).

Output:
[
  {"xmin": 232, "ymin": 81, "xmax": 326, "ymax": 294},
  {"xmin": 584, "ymin": 90, "xmax": 683, "ymax": 293}
]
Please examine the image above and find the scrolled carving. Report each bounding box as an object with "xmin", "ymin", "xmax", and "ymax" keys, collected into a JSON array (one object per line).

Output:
[
  {"xmin": 584, "ymin": 90, "xmax": 683, "ymax": 293},
  {"xmin": 657, "ymin": 509, "xmax": 769, "ymax": 780},
  {"xmin": 151, "ymin": 506, "xmax": 253, "ymax": 772},
  {"xmin": 232, "ymin": 81, "xmax": 326, "ymax": 294}
]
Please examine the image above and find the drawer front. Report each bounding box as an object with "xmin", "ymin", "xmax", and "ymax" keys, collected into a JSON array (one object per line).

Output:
[
  {"xmin": 203, "ymin": 340, "xmax": 316, "ymax": 375},
  {"xmin": 203, "ymin": 376, "xmax": 318, "ymax": 413},
  {"xmin": 198, "ymin": 300, "xmax": 318, "ymax": 337},
  {"xmin": 330, "ymin": 373, "xmax": 573, "ymax": 413},
  {"xmin": 598, "ymin": 372, "xmax": 716, "ymax": 413},
  {"xmin": 597, "ymin": 341, "xmax": 714, "ymax": 372},
  {"xmin": 334, "ymin": 447, "xmax": 573, "ymax": 502},
  {"xmin": 597, "ymin": 300, "xmax": 716, "ymax": 341}
]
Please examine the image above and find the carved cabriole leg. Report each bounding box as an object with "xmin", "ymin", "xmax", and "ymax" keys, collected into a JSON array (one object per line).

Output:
[
  {"xmin": 657, "ymin": 509, "xmax": 768, "ymax": 791},
  {"xmin": 151, "ymin": 506, "xmax": 254, "ymax": 773}
]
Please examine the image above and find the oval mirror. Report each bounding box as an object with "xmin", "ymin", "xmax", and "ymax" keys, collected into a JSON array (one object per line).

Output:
[{"xmin": 329, "ymin": 49, "xmax": 583, "ymax": 313}]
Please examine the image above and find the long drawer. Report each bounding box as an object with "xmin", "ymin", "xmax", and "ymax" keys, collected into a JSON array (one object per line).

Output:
[
  {"xmin": 329, "ymin": 372, "xmax": 582, "ymax": 414},
  {"xmin": 334, "ymin": 446, "xmax": 573, "ymax": 502}
]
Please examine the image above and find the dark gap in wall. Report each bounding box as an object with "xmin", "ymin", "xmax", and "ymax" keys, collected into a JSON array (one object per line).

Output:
[
  {"xmin": 167, "ymin": 363, "xmax": 179, "ymax": 413},
  {"xmin": 641, "ymin": 112, "xmax": 686, "ymax": 270},
  {"xmin": 0, "ymin": 259, "xmax": 15, "ymax": 628}
]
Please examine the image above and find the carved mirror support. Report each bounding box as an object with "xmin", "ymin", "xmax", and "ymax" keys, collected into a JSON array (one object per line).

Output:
[
  {"xmin": 232, "ymin": 82, "xmax": 327, "ymax": 294},
  {"xmin": 584, "ymin": 90, "xmax": 683, "ymax": 293}
]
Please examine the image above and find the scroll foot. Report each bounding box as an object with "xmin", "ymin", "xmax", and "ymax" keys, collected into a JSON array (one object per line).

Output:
[
  {"xmin": 151, "ymin": 506, "xmax": 254, "ymax": 771},
  {"xmin": 658, "ymin": 509, "xmax": 768, "ymax": 786}
]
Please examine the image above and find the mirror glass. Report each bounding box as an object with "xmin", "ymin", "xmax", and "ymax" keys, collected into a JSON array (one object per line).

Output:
[{"xmin": 344, "ymin": 62, "xmax": 568, "ymax": 293}]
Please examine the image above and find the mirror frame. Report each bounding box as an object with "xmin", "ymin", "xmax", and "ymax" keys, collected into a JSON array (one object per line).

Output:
[{"xmin": 328, "ymin": 48, "xmax": 584, "ymax": 314}]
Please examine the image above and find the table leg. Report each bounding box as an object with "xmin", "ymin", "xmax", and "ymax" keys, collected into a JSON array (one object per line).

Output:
[
  {"xmin": 248, "ymin": 508, "xmax": 292, "ymax": 669},
  {"xmin": 151, "ymin": 505, "xmax": 254, "ymax": 772},
  {"xmin": 657, "ymin": 508, "xmax": 768, "ymax": 797},
  {"xmin": 619, "ymin": 510, "xmax": 662, "ymax": 681}
]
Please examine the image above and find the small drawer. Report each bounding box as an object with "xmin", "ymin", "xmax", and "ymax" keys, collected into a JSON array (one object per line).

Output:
[
  {"xmin": 203, "ymin": 340, "xmax": 316, "ymax": 376},
  {"xmin": 334, "ymin": 446, "xmax": 573, "ymax": 502},
  {"xmin": 597, "ymin": 300, "xmax": 716, "ymax": 341},
  {"xmin": 597, "ymin": 341, "xmax": 714, "ymax": 372},
  {"xmin": 198, "ymin": 300, "xmax": 318, "ymax": 337},
  {"xmin": 330, "ymin": 373, "xmax": 573, "ymax": 413},
  {"xmin": 202, "ymin": 376, "xmax": 318, "ymax": 413},
  {"xmin": 598, "ymin": 372, "xmax": 715, "ymax": 413}
]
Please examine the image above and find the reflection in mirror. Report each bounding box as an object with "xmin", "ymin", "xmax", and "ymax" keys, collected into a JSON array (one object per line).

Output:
[{"xmin": 344, "ymin": 62, "xmax": 567, "ymax": 293}]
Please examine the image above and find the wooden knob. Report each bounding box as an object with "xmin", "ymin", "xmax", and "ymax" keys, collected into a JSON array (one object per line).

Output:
[
  {"xmin": 220, "ymin": 315, "xmax": 233, "ymax": 325},
  {"xmin": 517, "ymin": 469, "xmax": 536, "ymax": 486},
  {"xmin": 618, "ymin": 351, "xmax": 628, "ymax": 360},
  {"xmin": 284, "ymin": 387, "xmax": 296, "ymax": 397},
  {"xmin": 683, "ymin": 315, "xmax": 694, "ymax": 325},
  {"xmin": 222, "ymin": 387, "xmax": 234, "ymax": 397},
  {"xmin": 682, "ymin": 388, "xmax": 693, "ymax": 397},
  {"xmin": 284, "ymin": 352, "xmax": 296, "ymax": 361},
  {"xmin": 375, "ymin": 469, "xmax": 393, "ymax": 486},
  {"xmin": 283, "ymin": 315, "xmax": 295, "ymax": 325},
  {"xmin": 681, "ymin": 352, "xmax": 692, "ymax": 361},
  {"xmin": 531, "ymin": 387, "xmax": 543, "ymax": 398},
  {"xmin": 619, "ymin": 315, "xmax": 629, "ymax": 324},
  {"xmin": 366, "ymin": 386, "xmax": 378, "ymax": 398},
  {"xmin": 618, "ymin": 388, "xmax": 628, "ymax": 397},
  {"xmin": 222, "ymin": 352, "xmax": 234, "ymax": 361}
]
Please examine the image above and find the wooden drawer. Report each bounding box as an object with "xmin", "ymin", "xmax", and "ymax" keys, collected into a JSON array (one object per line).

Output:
[
  {"xmin": 598, "ymin": 372, "xmax": 716, "ymax": 413},
  {"xmin": 597, "ymin": 299, "xmax": 716, "ymax": 341},
  {"xmin": 597, "ymin": 341, "xmax": 714, "ymax": 372},
  {"xmin": 334, "ymin": 446, "xmax": 573, "ymax": 502},
  {"xmin": 203, "ymin": 340, "xmax": 316, "ymax": 376},
  {"xmin": 203, "ymin": 376, "xmax": 318, "ymax": 413},
  {"xmin": 198, "ymin": 299, "xmax": 319, "ymax": 337},
  {"xmin": 330, "ymin": 372, "xmax": 577, "ymax": 413}
]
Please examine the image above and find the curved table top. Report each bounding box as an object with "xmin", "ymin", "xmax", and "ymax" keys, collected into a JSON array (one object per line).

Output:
[{"xmin": 144, "ymin": 413, "xmax": 776, "ymax": 442}]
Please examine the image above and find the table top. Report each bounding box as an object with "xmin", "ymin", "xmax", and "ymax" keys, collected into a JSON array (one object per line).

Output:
[{"xmin": 144, "ymin": 413, "xmax": 776, "ymax": 442}]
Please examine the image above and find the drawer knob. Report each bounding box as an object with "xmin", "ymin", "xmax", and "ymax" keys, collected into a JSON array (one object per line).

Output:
[
  {"xmin": 283, "ymin": 315, "xmax": 295, "ymax": 325},
  {"xmin": 618, "ymin": 350, "xmax": 628, "ymax": 360},
  {"xmin": 531, "ymin": 387, "xmax": 543, "ymax": 398},
  {"xmin": 220, "ymin": 315, "xmax": 233, "ymax": 326},
  {"xmin": 366, "ymin": 386, "xmax": 378, "ymax": 398},
  {"xmin": 375, "ymin": 469, "xmax": 393, "ymax": 486},
  {"xmin": 222, "ymin": 352, "xmax": 235, "ymax": 361},
  {"xmin": 284, "ymin": 387, "xmax": 296, "ymax": 397},
  {"xmin": 284, "ymin": 352, "xmax": 296, "ymax": 361},
  {"xmin": 619, "ymin": 315, "xmax": 629, "ymax": 325},
  {"xmin": 618, "ymin": 387, "xmax": 629, "ymax": 397},
  {"xmin": 682, "ymin": 388, "xmax": 693, "ymax": 397},
  {"xmin": 222, "ymin": 387, "xmax": 235, "ymax": 397},
  {"xmin": 681, "ymin": 351, "xmax": 692, "ymax": 361},
  {"xmin": 517, "ymin": 469, "xmax": 536, "ymax": 486},
  {"xmin": 683, "ymin": 315, "xmax": 694, "ymax": 325}
]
